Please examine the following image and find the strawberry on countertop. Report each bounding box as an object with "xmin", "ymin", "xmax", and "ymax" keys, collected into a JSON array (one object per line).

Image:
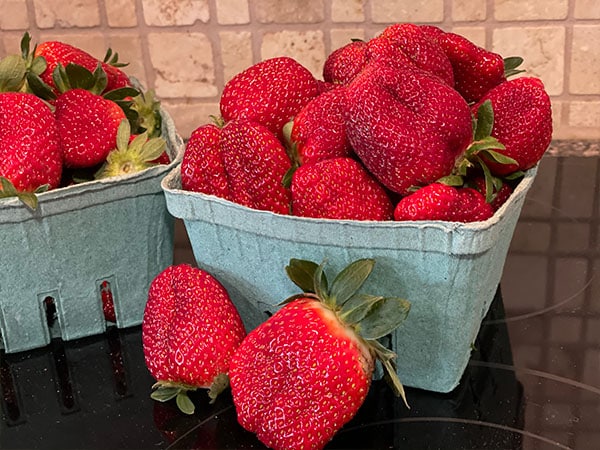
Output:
[{"xmin": 229, "ymin": 258, "xmax": 410, "ymax": 450}]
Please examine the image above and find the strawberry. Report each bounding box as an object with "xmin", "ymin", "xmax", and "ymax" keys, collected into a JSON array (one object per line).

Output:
[
  {"xmin": 142, "ymin": 264, "xmax": 246, "ymax": 414},
  {"xmin": 366, "ymin": 23, "xmax": 454, "ymax": 87},
  {"xmin": 55, "ymin": 88, "xmax": 126, "ymax": 168},
  {"xmin": 322, "ymin": 40, "xmax": 368, "ymax": 84},
  {"xmin": 0, "ymin": 92, "xmax": 62, "ymax": 193},
  {"xmin": 34, "ymin": 40, "xmax": 130, "ymax": 95},
  {"xmin": 180, "ymin": 123, "xmax": 231, "ymax": 200},
  {"xmin": 471, "ymin": 176, "xmax": 513, "ymax": 211},
  {"xmin": 289, "ymin": 85, "xmax": 351, "ymax": 165},
  {"xmin": 421, "ymin": 26, "xmax": 506, "ymax": 104},
  {"xmin": 345, "ymin": 61, "xmax": 473, "ymax": 195},
  {"xmin": 100, "ymin": 280, "xmax": 116, "ymax": 323},
  {"xmin": 291, "ymin": 157, "xmax": 393, "ymax": 221},
  {"xmin": 220, "ymin": 119, "xmax": 292, "ymax": 214},
  {"xmin": 393, "ymin": 182, "xmax": 494, "ymax": 222},
  {"xmin": 229, "ymin": 258, "xmax": 410, "ymax": 450},
  {"xmin": 219, "ymin": 57, "xmax": 320, "ymax": 138},
  {"xmin": 472, "ymin": 77, "xmax": 552, "ymax": 176}
]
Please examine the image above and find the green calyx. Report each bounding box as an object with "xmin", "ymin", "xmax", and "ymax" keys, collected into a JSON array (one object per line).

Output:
[
  {"xmin": 103, "ymin": 47, "xmax": 129, "ymax": 68},
  {"xmin": 95, "ymin": 119, "xmax": 167, "ymax": 179},
  {"xmin": 440, "ymin": 100, "xmax": 522, "ymax": 204},
  {"xmin": 151, "ymin": 373, "xmax": 229, "ymax": 415},
  {"xmin": 284, "ymin": 258, "xmax": 411, "ymax": 407},
  {"xmin": 0, "ymin": 176, "xmax": 48, "ymax": 210},
  {"xmin": 503, "ymin": 56, "xmax": 525, "ymax": 78},
  {"xmin": 130, "ymin": 89, "xmax": 162, "ymax": 138},
  {"xmin": 0, "ymin": 32, "xmax": 49, "ymax": 97}
]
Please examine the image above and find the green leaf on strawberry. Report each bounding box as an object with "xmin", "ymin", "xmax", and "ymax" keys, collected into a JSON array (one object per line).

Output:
[
  {"xmin": 503, "ymin": 56, "xmax": 525, "ymax": 78},
  {"xmin": 0, "ymin": 176, "xmax": 48, "ymax": 210}
]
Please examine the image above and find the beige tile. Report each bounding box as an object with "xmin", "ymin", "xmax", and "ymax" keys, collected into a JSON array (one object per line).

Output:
[
  {"xmin": 0, "ymin": 0, "xmax": 29, "ymax": 30},
  {"xmin": 105, "ymin": 0, "xmax": 137, "ymax": 27},
  {"xmin": 219, "ymin": 31, "xmax": 253, "ymax": 83},
  {"xmin": 330, "ymin": 28, "xmax": 366, "ymax": 52},
  {"xmin": 33, "ymin": 0, "xmax": 100, "ymax": 28},
  {"xmin": 451, "ymin": 26, "xmax": 487, "ymax": 48},
  {"xmin": 452, "ymin": 0, "xmax": 487, "ymax": 21},
  {"xmin": 574, "ymin": 0, "xmax": 600, "ymax": 19},
  {"xmin": 570, "ymin": 25, "xmax": 600, "ymax": 95},
  {"xmin": 331, "ymin": 0, "xmax": 364, "ymax": 22},
  {"xmin": 371, "ymin": 0, "xmax": 444, "ymax": 23},
  {"xmin": 147, "ymin": 32, "xmax": 217, "ymax": 99},
  {"xmin": 105, "ymin": 34, "xmax": 146, "ymax": 88},
  {"xmin": 492, "ymin": 26, "xmax": 565, "ymax": 96},
  {"xmin": 568, "ymin": 101, "xmax": 600, "ymax": 128},
  {"xmin": 254, "ymin": 0, "xmax": 324, "ymax": 23},
  {"xmin": 161, "ymin": 100, "xmax": 220, "ymax": 140},
  {"xmin": 142, "ymin": 0, "xmax": 209, "ymax": 26},
  {"xmin": 216, "ymin": 0, "xmax": 249, "ymax": 24},
  {"xmin": 261, "ymin": 30, "xmax": 325, "ymax": 78},
  {"xmin": 494, "ymin": 0, "xmax": 568, "ymax": 20}
]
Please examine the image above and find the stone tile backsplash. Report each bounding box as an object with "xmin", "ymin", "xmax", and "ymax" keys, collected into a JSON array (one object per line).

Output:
[{"xmin": 0, "ymin": 0, "xmax": 598, "ymax": 145}]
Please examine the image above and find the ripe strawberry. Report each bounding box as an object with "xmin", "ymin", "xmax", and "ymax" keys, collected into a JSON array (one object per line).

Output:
[
  {"xmin": 471, "ymin": 176, "xmax": 513, "ymax": 211},
  {"xmin": 181, "ymin": 123, "xmax": 231, "ymax": 200},
  {"xmin": 345, "ymin": 61, "xmax": 472, "ymax": 195},
  {"xmin": 291, "ymin": 157, "xmax": 393, "ymax": 221},
  {"xmin": 100, "ymin": 280, "xmax": 116, "ymax": 323},
  {"xmin": 229, "ymin": 258, "xmax": 410, "ymax": 450},
  {"xmin": 54, "ymin": 88, "xmax": 126, "ymax": 168},
  {"xmin": 142, "ymin": 264, "xmax": 246, "ymax": 414},
  {"xmin": 219, "ymin": 57, "xmax": 320, "ymax": 138},
  {"xmin": 322, "ymin": 40, "xmax": 368, "ymax": 84},
  {"xmin": 34, "ymin": 40, "xmax": 130, "ymax": 94},
  {"xmin": 472, "ymin": 77, "xmax": 552, "ymax": 176},
  {"xmin": 393, "ymin": 183, "xmax": 494, "ymax": 222},
  {"xmin": 0, "ymin": 92, "xmax": 62, "ymax": 192},
  {"xmin": 421, "ymin": 26, "xmax": 506, "ymax": 104},
  {"xmin": 366, "ymin": 23, "xmax": 454, "ymax": 86},
  {"xmin": 220, "ymin": 119, "xmax": 292, "ymax": 214},
  {"xmin": 289, "ymin": 86, "xmax": 351, "ymax": 165}
]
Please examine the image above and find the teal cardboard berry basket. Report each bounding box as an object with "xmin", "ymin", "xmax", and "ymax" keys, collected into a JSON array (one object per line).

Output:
[
  {"xmin": 162, "ymin": 165, "xmax": 536, "ymax": 393},
  {"xmin": 0, "ymin": 110, "xmax": 184, "ymax": 354}
]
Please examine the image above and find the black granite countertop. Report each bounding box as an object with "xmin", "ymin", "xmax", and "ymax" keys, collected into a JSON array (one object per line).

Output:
[{"xmin": 1, "ymin": 151, "xmax": 598, "ymax": 450}]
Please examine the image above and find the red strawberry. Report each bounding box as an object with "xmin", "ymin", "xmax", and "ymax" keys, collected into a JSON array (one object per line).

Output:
[
  {"xmin": 322, "ymin": 40, "xmax": 368, "ymax": 84},
  {"xmin": 100, "ymin": 280, "xmax": 116, "ymax": 323},
  {"xmin": 471, "ymin": 176, "xmax": 513, "ymax": 211},
  {"xmin": 289, "ymin": 86, "xmax": 351, "ymax": 165},
  {"xmin": 219, "ymin": 57, "xmax": 320, "ymax": 138},
  {"xmin": 54, "ymin": 88, "xmax": 126, "ymax": 168},
  {"xmin": 421, "ymin": 26, "xmax": 506, "ymax": 104},
  {"xmin": 393, "ymin": 183, "xmax": 494, "ymax": 222},
  {"xmin": 366, "ymin": 23, "xmax": 454, "ymax": 86},
  {"xmin": 142, "ymin": 264, "xmax": 246, "ymax": 414},
  {"xmin": 229, "ymin": 258, "xmax": 410, "ymax": 450},
  {"xmin": 34, "ymin": 41, "xmax": 130, "ymax": 94},
  {"xmin": 472, "ymin": 77, "xmax": 552, "ymax": 176},
  {"xmin": 180, "ymin": 123, "xmax": 231, "ymax": 200},
  {"xmin": 345, "ymin": 61, "xmax": 473, "ymax": 195},
  {"xmin": 291, "ymin": 157, "xmax": 393, "ymax": 221},
  {"xmin": 0, "ymin": 92, "xmax": 62, "ymax": 192},
  {"xmin": 220, "ymin": 119, "xmax": 292, "ymax": 214}
]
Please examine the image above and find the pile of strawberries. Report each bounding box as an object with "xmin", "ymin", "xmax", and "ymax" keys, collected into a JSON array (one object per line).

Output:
[
  {"xmin": 182, "ymin": 23, "xmax": 553, "ymax": 223},
  {"xmin": 0, "ymin": 33, "xmax": 169, "ymax": 209}
]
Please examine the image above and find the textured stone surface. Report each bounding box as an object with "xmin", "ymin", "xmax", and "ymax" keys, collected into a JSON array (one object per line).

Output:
[
  {"xmin": 261, "ymin": 30, "xmax": 325, "ymax": 77},
  {"xmin": 494, "ymin": 0, "xmax": 568, "ymax": 20},
  {"xmin": 220, "ymin": 31, "xmax": 253, "ymax": 82},
  {"xmin": 331, "ymin": 0, "xmax": 364, "ymax": 22},
  {"xmin": 33, "ymin": 0, "xmax": 100, "ymax": 28},
  {"xmin": 330, "ymin": 28, "xmax": 366, "ymax": 53},
  {"xmin": 574, "ymin": 0, "xmax": 600, "ymax": 19},
  {"xmin": 106, "ymin": 34, "xmax": 146, "ymax": 86},
  {"xmin": 453, "ymin": 0, "xmax": 487, "ymax": 21},
  {"xmin": 147, "ymin": 32, "xmax": 217, "ymax": 98},
  {"xmin": 451, "ymin": 26, "xmax": 486, "ymax": 47},
  {"xmin": 492, "ymin": 26, "xmax": 565, "ymax": 96},
  {"xmin": 255, "ymin": 0, "xmax": 324, "ymax": 23},
  {"xmin": 162, "ymin": 101, "xmax": 220, "ymax": 138},
  {"xmin": 569, "ymin": 101, "xmax": 600, "ymax": 128},
  {"xmin": 570, "ymin": 25, "xmax": 600, "ymax": 94},
  {"xmin": 0, "ymin": 0, "xmax": 29, "ymax": 30},
  {"xmin": 371, "ymin": 0, "xmax": 444, "ymax": 23},
  {"xmin": 105, "ymin": 0, "xmax": 138, "ymax": 27},
  {"xmin": 216, "ymin": 0, "xmax": 250, "ymax": 24},
  {"xmin": 142, "ymin": 0, "xmax": 209, "ymax": 26}
]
